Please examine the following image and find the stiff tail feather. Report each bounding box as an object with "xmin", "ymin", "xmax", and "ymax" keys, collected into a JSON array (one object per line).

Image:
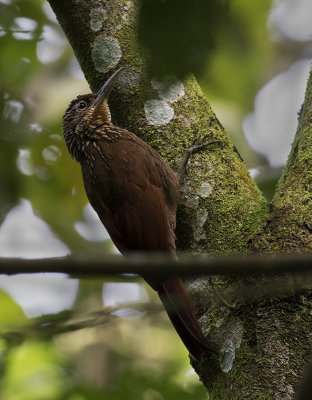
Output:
[{"xmin": 156, "ymin": 276, "xmax": 215, "ymax": 360}]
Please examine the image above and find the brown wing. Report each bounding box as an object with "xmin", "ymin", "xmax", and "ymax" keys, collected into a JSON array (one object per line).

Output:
[
  {"xmin": 81, "ymin": 131, "xmax": 214, "ymax": 359},
  {"xmin": 82, "ymin": 133, "xmax": 177, "ymax": 255}
]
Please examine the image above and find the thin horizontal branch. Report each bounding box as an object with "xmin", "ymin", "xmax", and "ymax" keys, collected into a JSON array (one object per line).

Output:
[
  {"xmin": 1, "ymin": 302, "xmax": 162, "ymax": 343},
  {"xmin": 0, "ymin": 253, "xmax": 312, "ymax": 277},
  {"xmin": 63, "ymin": 303, "xmax": 162, "ymax": 332}
]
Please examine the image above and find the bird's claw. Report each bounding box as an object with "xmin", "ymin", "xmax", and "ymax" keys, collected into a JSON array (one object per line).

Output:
[{"xmin": 178, "ymin": 132, "xmax": 221, "ymax": 177}]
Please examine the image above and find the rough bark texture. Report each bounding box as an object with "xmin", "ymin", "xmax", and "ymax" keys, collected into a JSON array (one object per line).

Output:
[
  {"xmin": 48, "ymin": 1, "xmax": 312, "ymax": 398},
  {"xmin": 48, "ymin": 0, "xmax": 266, "ymax": 255},
  {"xmin": 252, "ymin": 70, "xmax": 312, "ymax": 253},
  {"xmin": 188, "ymin": 71, "xmax": 312, "ymax": 399}
]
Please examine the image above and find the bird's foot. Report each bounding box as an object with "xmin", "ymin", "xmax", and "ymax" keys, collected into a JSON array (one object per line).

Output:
[
  {"xmin": 209, "ymin": 278, "xmax": 235, "ymax": 309},
  {"xmin": 178, "ymin": 132, "xmax": 221, "ymax": 177}
]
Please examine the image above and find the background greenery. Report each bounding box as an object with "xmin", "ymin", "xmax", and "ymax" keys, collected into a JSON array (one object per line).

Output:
[{"xmin": 0, "ymin": 0, "xmax": 310, "ymax": 398}]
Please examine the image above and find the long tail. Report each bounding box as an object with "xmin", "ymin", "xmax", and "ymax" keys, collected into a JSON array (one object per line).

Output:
[{"xmin": 155, "ymin": 276, "xmax": 215, "ymax": 360}]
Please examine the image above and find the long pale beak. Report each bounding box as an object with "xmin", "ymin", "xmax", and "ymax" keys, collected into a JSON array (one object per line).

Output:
[{"xmin": 93, "ymin": 67, "xmax": 125, "ymax": 108}]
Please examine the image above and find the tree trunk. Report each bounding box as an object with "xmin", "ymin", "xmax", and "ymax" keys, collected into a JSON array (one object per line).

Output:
[{"xmin": 48, "ymin": 0, "xmax": 312, "ymax": 398}]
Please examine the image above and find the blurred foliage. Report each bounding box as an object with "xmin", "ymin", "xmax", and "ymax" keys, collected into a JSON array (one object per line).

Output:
[
  {"xmin": 137, "ymin": 0, "xmax": 289, "ymax": 171},
  {"xmin": 200, "ymin": 0, "xmax": 274, "ymax": 109},
  {"xmin": 138, "ymin": 0, "xmax": 230, "ymax": 78},
  {"xmin": 0, "ymin": 0, "xmax": 45, "ymax": 218},
  {"xmin": 199, "ymin": 0, "xmax": 275, "ymax": 169},
  {"xmin": 0, "ymin": 290, "xmax": 29, "ymax": 333},
  {"xmin": 0, "ymin": 282, "xmax": 208, "ymax": 400},
  {"xmin": 0, "ymin": 0, "xmax": 305, "ymax": 398}
]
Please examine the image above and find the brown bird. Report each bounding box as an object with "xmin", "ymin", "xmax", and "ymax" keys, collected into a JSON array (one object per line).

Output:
[{"xmin": 62, "ymin": 68, "xmax": 214, "ymax": 360}]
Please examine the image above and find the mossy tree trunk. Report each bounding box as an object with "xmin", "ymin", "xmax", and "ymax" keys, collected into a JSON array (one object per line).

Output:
[{"xmin": 48, "ymin": 0, "xmax": 312, "ymax": 398}]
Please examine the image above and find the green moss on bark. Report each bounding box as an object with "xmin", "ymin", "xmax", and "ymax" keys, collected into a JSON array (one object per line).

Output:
[
  {"xmin": 48, "ymin": 1, "xmax": 312, "ymax": 398},
  {"xmin": 252, "ymin": 70, "xmax": 312, "ymax": 253},
  {"xmin": 193, "ymin": 294, "xmax": 312, "ymax": 399}
]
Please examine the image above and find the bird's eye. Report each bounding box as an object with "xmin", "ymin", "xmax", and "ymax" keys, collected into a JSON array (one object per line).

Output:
[{"xmin": 77, "ymin": 101, "xmax": 87, "ymax": 110}]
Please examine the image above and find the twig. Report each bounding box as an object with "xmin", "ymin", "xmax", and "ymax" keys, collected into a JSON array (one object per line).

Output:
[{"xmin": 1, "ymin": 254, "xmax": 312, "ymax": 277}]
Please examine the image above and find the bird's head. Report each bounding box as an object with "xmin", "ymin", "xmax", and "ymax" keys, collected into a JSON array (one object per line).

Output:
[{"xmin": 62, "ymin": 67, "xmax": 124, "ymax": 160}]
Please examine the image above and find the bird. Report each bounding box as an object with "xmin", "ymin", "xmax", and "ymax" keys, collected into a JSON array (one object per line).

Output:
[{"xmin": 62, "ymin": 67, "xmax": 214, "ymax": 360}]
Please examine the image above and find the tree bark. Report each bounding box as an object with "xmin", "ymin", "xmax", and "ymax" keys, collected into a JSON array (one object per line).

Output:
[
  {"xmin": 48, "ymin": 0, "xmax": 312, "ymax": 398},
  {"xmin": 252, "ymin": 70, "xmax": 312, "ymax": 252}
]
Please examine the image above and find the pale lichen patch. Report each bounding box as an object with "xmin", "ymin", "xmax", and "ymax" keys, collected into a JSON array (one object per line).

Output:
[
  {"xmin": 144, "ymin": 76, "xmax": 184, "ymax": 127},
  {"xmin": 219, "ymin": 340, "xmax": 236, "ymax": 373},
  {"xmin": 181, "ymin": 182, "xmax": 208, "ymax": 243},
  {"xmin": 198, "ymin": 182, "xmax": 213, "ymax": 198},
  {"xmin": 144, "ymin": 99, "xmax": 174, "ymax": 126},
  {"xmin": 91, "ymin": 35, "xmax": 122, "ymax": 73},
  {"xmin": 181, "ymin": 181, "xmax": 200, "ymax": 210},
  {"xmin": 193, "ymin": 209, "xmax": 208, "ymax": 242},
  {"xmin": 120, "ymin": 1, "xmax": 133, "ymax": 22},
  {"xmin": 216, "ymin": 318, "xmax": 243, "ymax": 373},
  {"xmin": 151, "ymin": 76, "xmax": 185, "ymax": 103},
  {"xmin": 117, "ymin": 68, "xmax": 140, "ymax": 94},
  {"xmin": 90, "ymin": 8, "xmax": 107, "ymax": 32}
]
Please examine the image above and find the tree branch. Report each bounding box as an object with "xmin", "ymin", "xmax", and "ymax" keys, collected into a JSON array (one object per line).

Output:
[
  {"xmin": 48, "ymin": 0, "xmax": 267, "ymax": 255},
  {"xmin": 1, "ymin": 254, "xmax": 312, "ymax": 276},
  {"xmin": 252, "ymin": 67, "xmax": 312, "ymax": 252},
  {"xmin": 46, "ymin": 1, "xmax": 312, "ymax": 398}
]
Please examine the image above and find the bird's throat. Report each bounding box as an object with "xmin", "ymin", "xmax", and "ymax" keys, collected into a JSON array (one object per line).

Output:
[{"xmin": 91, "ymin": 102, "xmax": 111, "ymax": 127}]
